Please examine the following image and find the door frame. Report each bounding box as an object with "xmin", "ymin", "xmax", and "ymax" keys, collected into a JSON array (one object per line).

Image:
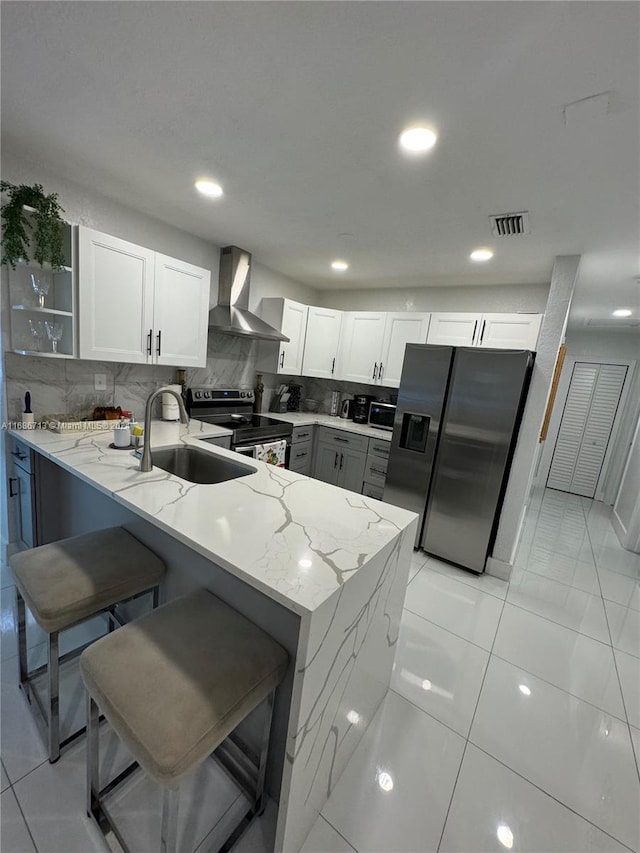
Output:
[{"xmin": 537, "ymin": 356, "xmax": 636, "ymax": 502}]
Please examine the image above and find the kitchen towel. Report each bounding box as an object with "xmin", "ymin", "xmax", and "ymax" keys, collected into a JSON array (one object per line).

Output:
[{"xmin": 255, "ymin": 439, "xmax": 286, "ymax": 467}]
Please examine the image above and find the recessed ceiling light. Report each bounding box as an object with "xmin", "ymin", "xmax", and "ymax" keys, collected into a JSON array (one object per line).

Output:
[
  {"xmin": 470, "ymin": 248, "xmax": 494, "ymax": 262},
  {"xmin": 331, "ymin": 259, "xmax": 349, "ymax": 271},
  {"xmin": 399, "ymin": 126, "xmax": 438, "ymax": 153},
  {"xmin": 194, "ymin": 179, "xmax": 223, "ymax": 198},
  {"xmin": 612, "ymin": 308, "xmax": 632, "ymax": 317},
  {"xmin": 519, "ymin": 684, "xmax": 531, "ymax": 696}
]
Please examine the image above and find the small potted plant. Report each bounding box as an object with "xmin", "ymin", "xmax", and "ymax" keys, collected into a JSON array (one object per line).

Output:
[{"xmin": 1, "ymin": 181, "xmax": 66, "ymax": 270}]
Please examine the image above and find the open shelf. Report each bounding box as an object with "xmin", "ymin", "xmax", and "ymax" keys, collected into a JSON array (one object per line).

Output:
[{"xmin": 11, "ymin": 305, "xmax": 73, "ymax": 317}]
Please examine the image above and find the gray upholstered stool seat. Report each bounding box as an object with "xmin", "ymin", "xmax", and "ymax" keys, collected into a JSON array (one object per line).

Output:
[
  {"xmin": 80, "ymin": 589, "xmax": 289, "ymax": 853},
  {"xmin": 11, "ymin": 527, "xmax": 166, "ymax": 633},
  {"xmin": 9, "ymin": 527, "xmax": 165, "ymax": 762}
]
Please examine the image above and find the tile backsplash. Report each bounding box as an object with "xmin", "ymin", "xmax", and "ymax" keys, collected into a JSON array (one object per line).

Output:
[{"xmin": 4, "ymin": 331, "xmax": 396, "ymax": 422}]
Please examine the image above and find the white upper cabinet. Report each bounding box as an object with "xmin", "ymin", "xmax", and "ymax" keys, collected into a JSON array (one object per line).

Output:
[
  {"xmin": 477, "ymin": 313, "xmax": 543, "ymax": 350},
  {"xmin": 426, "ymin": 313, "xmax": 481, "ymax": 347},
  {"xmin": 378, "ymin": 312, "xmax": 431, "ymax": 387},
  {"xmin": 256, "ymin": 298, "xmax": 308, "ymax": 375},
  {"xmin": 428, "ymin": 311, "xmax": 543, "ymax": 350},
  {"xmin": 78, "ymin": 227, "xmax": 210, "ymax": 366},
  {"xmin": 153, "ymin": 254, "xmax": 211, "ymax": 367},
  {"xmin": 301, "ymin": 307, "xmax": 342, "ymax": 379},
  {"xmin": 336, "ymin": 312, "xmax": 387, "ymax": 383},
  {"xmin": 79, "ymin": 228, "xmax": 155, "ymax": 363}
]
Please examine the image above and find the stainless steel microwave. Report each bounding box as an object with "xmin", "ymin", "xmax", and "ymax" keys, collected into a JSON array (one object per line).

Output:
[{"xmin": 368, "ymin": 401, "xmax": 396, "ymax": 431}]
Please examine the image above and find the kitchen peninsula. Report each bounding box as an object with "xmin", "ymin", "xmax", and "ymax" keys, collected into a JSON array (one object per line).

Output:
[{"xmin": 9, "ymin": 419, "xmax": 417, "ymax": 852}]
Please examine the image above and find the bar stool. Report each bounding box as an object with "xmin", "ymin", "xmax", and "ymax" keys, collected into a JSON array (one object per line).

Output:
[
  {"xmin": 80, "ymin": 589, "xmax": 289, "ymax": 853},
  {"xmin": 9, "ymin": 527, "xmax": 166, "ymax": 763}
]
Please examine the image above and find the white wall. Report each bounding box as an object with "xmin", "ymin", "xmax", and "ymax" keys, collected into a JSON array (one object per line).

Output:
[
  {"xmin": 318, "ymin": 282, "xmax": 549, "ymax": 314},
  {"xmin": 487, "ymin": 256, "xmax": 580, "ymax": 579}
]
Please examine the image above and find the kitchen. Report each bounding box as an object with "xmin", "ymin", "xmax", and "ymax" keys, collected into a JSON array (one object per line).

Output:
[{"xmin": 1, "ymin": 3, "xmax": 639, "ymax": 853}]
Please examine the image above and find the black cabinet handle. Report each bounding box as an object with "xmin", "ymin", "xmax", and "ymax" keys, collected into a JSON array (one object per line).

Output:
[
  {"xmin": 334, "ymin": 452, "xmax": 339, "ymax": 468},
  {"xmin": 372, "ymin": 362, "xmax": 378, "ymax": 379},
  {"xmin": 370, "ymin": 467, "xmax": 386, "ymax": 476},
  {"xmin": 295, "ymin": 451, "xmax": 307, "ymax": 458},
  {"xmin": 479, "ymin": 321, "xmax": 486, "ymax": 344},
  {"xmin": 147, "ymin": 329, "xmax": 153, "ymax": 356},
  {"xmin": 280, "ymin": 350, "xmax": 285, "ymax": 368},
  {"xmin": 339, "ymin": 453, "xmax": 344, "ymax": 470},
  {"xmin": 156, "ymin": 330, "xmax": 162, "ymax": 356},
  {"xmin": 331, "ymin": 357, "xmax": 335, "ymax": 375},
  {"xmin": 11, "ymin": 449, "xmax": 27, "ymax": 461},
  {"xmin": 334, "ymin": 437, "xmax": 349, "ymax": 443},
  {"xmin": 471, "ymin": 320, "xmax": 478, "ymax": 345},
  {"xmin": 8, "ymin": 477, "xmax": 17, "ymax": 498},
  {"xmin": 379, "ymin": 363, "xmax": 384, "ymax": 380}
]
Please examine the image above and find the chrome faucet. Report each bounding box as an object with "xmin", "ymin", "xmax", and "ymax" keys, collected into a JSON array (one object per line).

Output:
[{"xmin": 139, "ymin": 387, "xmax": 189, "ymax": 472}]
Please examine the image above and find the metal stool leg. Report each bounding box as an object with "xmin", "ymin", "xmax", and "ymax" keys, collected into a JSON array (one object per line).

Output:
[
  {"xmin": 255, "ymin": 690, "xmax": 275, "ymax": 815},
  {"xmin": 48, "ymin": 631, "xmax": 60, "ymax": 762},
  {"xmin": 160, "ymin": 786, "xmax": 180, "ymax": 853},
  {"xmin": 86, "ymin": 693, "xmax": 100, "ymax": 818},
  {"xmin": 16, "ymin": 590, "xmax": 28, "ymax": 689}
]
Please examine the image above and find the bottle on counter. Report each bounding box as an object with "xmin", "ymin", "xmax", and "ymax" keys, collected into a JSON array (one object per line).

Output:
[{"xmin": 254, "ymin": 373, "xmax": 264, "ymax": 414}]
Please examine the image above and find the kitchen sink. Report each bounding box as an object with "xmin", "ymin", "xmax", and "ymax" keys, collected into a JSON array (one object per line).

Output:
[{"xmin": 151, "ymin": 445, "xmax": 256, "ymax": 484}]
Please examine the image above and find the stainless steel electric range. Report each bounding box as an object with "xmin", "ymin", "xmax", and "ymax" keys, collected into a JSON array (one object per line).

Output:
[{"xmin": 186, "ymin": 387, "xmax": 293, "ymax": 465}]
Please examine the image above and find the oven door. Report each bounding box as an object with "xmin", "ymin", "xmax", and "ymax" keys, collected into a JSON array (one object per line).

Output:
[{"xmin": 234, "ymin": 439, "xmax": 292, "ymax": 468}]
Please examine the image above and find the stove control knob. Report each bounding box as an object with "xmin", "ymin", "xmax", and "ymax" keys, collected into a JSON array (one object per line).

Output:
[
  {"xmin": 194, "ymin": 391, "xmax": 202, "ymax": 399},
  {"xmin": 241, "ymin": 391, "xmax": 246, "ymax": 398}
]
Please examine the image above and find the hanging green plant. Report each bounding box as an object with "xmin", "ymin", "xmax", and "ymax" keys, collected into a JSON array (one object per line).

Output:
[{"xmin": 1, "ymin": 181, "xmax": 66, "ymax": 269}]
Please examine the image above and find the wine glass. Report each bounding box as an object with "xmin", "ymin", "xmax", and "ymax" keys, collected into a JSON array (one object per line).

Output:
[
  {"xmin": 44, "ymin": 320, "xmax": 63, "ymax": 353},
  {"xmin": 28, "ymin": 318, "xmax": 44, "ymax": 352},
  {"xmin": 30, "ymin": 274, "xmax": 50, "ymax": 308}
]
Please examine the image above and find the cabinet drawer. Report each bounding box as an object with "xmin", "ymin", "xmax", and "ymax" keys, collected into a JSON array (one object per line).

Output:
[
  {"xmin": 364, "ymin": 453, "xmax": 388, "ymax": 487},
  {"xmin": 290, "ymin": 440, "xmax": 313, "ymax": 468},
  {"xmin": 316, "ymin": 426, "xmax": 369, "ymax": 453},
  {"xmin": 292, "ymin": 425, "xmax": 314, "ymax": 444},
  {"xmin": 368, "ymin": 438, "xmax": 391, "ymax": 460},
  {"xmin": 362, "ymin": 482, "xmax": 384, "ymax": 500},
  {"xmin": 9, "ymin": 437, "xmax": 32, "ymax": 474}
]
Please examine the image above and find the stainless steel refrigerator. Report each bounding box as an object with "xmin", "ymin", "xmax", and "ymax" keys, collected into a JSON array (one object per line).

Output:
[{"xmin": 383, "ymin": 344, "xmax": 533, "ymax": 573}]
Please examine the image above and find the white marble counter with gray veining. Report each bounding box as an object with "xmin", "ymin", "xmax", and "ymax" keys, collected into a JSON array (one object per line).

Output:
[
  {"xmin": 9, "ymin": 417, "xmax": 414, "ymax": 616},
  {"xmin": 267, "ymin": 412, "xmax": 393, "ymax": 441}
]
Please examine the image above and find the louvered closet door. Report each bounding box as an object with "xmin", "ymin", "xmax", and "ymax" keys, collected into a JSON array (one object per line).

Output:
[{"xmin": 547, "ymin": 362, "xmax": 628, "ymax": 497}]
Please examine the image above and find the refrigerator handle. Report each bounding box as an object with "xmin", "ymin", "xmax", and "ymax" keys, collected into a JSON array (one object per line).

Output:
[
  {"xmin": 479, "ymin": 321, "xmax": 486, "ymax": 345},
  {"xmin": 471, "ymin": 320, "xmax": 478, "ymax": 345}
]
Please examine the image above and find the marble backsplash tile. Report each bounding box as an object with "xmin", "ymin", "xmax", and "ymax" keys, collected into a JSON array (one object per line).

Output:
[{"xmin": 4, "ymin": 330, "xmax": 397, "ymax": 422}]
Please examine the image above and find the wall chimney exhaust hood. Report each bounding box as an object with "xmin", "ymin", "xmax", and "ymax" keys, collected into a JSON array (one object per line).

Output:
[{"xmin": 208, "ymin": 246, "xmax": 289, "ymax": 342}]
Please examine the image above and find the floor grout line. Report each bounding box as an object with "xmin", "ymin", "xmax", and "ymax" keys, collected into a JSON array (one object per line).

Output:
[{"xmin": 580, "ymin": 498, "xmax": 640, "ymax": 785}]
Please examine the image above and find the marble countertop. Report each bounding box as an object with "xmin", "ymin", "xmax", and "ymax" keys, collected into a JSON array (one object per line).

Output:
[
  {"xmin": 267, "ymin": 412, "xmax": 393, "ymax": 441},
  {"xmin": 10, "ymin": 418, "xmax": 415, "ymax": 616}
]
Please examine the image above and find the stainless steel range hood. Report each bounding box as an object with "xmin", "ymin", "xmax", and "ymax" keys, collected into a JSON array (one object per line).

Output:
[{"xmin": 208, "ymin": 246, "xmax": 289, "ymax": 342}]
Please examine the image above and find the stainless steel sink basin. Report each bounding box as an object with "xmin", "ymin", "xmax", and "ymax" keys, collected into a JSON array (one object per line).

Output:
[{"xmin": 151, "ymin": 445, "xmax": 256, "ymax": 484}]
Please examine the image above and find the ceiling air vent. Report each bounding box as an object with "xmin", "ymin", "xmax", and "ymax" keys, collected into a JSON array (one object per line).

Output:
[{"xmin": 489, "ymin": 211, "xmax": 531, "ymax": 237}]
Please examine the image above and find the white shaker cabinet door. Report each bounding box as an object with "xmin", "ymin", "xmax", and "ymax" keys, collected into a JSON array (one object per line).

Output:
[
  {"xmin": 153, "ymin": 254, "xmax": 210, "ymax": 368},
  {"xmin": 280, "ymin": 300, "xmax": 308, "ymax": 374},
  {"xmin": 426, "ymin": 313, "xmax": 480, "ymax": 347},
  {"xmin": 477, "ymin": 313, "xmax": 543, "ymax": 351},
  {"xmin": 302, "ymin": 307, "xmax": 342, "ymax": 378},
  {"xmin": 379, "ymin": 312, "xmax": 431, "ymax": 387},
  {"xmin": 337, "ymin": 312, "xmax": 386, "ymax": 383},
  {"xmin": 78, "ymin": 227, "xmax": 155, "ymax": 363}
]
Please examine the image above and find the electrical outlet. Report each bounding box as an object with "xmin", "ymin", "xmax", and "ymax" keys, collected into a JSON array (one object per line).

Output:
[{"xmin": 94, "ymin": 373, "xmax": 107, "ymax": 391}]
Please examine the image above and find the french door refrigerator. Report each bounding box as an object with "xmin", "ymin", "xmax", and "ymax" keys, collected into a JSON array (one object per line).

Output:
[{"xmin": 383, "ymin": 344, "xmax": 533, "ymax": 573}]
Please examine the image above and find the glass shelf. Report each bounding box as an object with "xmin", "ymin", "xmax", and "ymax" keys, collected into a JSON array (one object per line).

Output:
[
  {"xmin": 12, "ymin": 305, "xmax": 73, "ymax": 317},
  {"xmin": 12, "ymin": 349, "xmax": 72, "ymax": 359}
]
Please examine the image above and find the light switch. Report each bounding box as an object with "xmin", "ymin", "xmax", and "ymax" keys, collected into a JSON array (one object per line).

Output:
[{"xmin": 94, "ymin": 373, "xmax": 107, "ymax": 391}]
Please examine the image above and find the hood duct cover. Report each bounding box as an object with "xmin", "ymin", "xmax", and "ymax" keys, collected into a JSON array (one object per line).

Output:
[{"xmin": 208, "ymin": 245, "xmax": 289, "ymax": 342}]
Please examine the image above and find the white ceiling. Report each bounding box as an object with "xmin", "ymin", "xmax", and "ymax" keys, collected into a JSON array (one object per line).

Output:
[{"xmin": 2, "ymin": 1, "xmax": 639, "ymax": 328}]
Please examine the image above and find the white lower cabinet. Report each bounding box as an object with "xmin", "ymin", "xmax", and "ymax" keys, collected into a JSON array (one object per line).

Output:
[
  {"xmin": 427, "ymin": 311, "xmax": 543, "ymax": 350},
  {"xmin": 301, "ymin": 307, "xmax": 342, "ymax": 378},
  {"xmin": 78, "ymin": 227, "xmax": 210, "ymax": 366}
]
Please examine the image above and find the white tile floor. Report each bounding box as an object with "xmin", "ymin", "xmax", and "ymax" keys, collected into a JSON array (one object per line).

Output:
[{"xmin": 1, "ymin": 488, "xmax": 639, "ymax": 852}]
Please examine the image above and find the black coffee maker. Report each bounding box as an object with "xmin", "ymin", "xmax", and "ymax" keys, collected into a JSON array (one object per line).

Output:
[{"xmin": 353, "ymin": 394, "xmax": 374, "ymax": 424}]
